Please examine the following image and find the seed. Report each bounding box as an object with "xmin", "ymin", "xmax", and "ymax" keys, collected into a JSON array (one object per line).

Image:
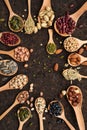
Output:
[
  {"xmin": 78, "ymin": 48, "xmax": 84, "ymax": 54},
  {"xmin": 55, "ymin": 49, "xmax": 63, "ymax": 54},
  {"xmin": 54, "ymin": 63, "xmax": 59, "ymax": 71},
  {"xmin": 24, "ymin": 64, "xmax": 28, "ymax": 68}
]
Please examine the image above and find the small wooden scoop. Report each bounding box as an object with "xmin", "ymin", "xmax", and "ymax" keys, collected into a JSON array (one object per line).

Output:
[
  {"xmin": 64, "ymin": 36, "xmax": 87, "ymax": 52},
  {"xmin": 0, "ymin": 91, "xmax": 29, "ymax": 120},
  {"xmin": 46, "ymin": 29, "xmax": 57, "ymax": 54},
  {"xmin": 67, "ymin": 85, "xmax": 85, "ymax": 130},
  {"xmin": 17, "ymin": 106, "xmax": 31, "ymax": 130},
  {"xmin": 4, "ymin": 0, "xmax": 24, "ymax": 32},
  {"xmin": 0, "ymin": 32, "xmax": 21, "ymax": 46},
  {"xmin": 35, "ymin": 97, "xmax": 46, "ymax": 130},
  {"xmin": 24, "ymin": 0, "xmax": 35, "ymax": 34},
  {"xmin": 0, "ymin": 47, "xmax": 30, "ymax": 62},
  {"xmin": 54, "ymin": 2, "xmax": 87, "ymax": 37},
  {"xmin": 68, "ymin": 53, "xmax": 87, "ymax": 66},
  {"xmin": 0, "ymin": 59, "xmax": 18, "ymax": 76},
  {"xmin": 0, "ymin": 74, "xmax": 28, "ymax": 92},
  {"xmin": 48, "ymin": 100, "xmax": 75, "ymax": 130}
]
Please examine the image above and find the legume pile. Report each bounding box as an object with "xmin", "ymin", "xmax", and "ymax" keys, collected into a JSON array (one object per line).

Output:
[
  {"xmin": 49, "ymin": 101, "xmax": 62, "ymax": 116},
  {"xmin": 9, "ymin": 74, "xmax": 28, "ymax": 89},
  {"xmin": 17, "ymin": 91, "xmax": 29, "ymax": 104},
  {"xmin": 64, "ymin": 37, "xmax": 79, "ymax": 52},
  {"xmin": 0, "ymin": 32, "xmax": 20, "ymax": 46},
  {"xmin": 14, "ymin": 46, "xmax": 30, "ymax": 62},
  {"xmin": 0, "ymin": 60, "xmax": 18, "ymax": 76},
  {"xmin": 67, "ymin": 86, "xmax": 81, "ymax": 107}
]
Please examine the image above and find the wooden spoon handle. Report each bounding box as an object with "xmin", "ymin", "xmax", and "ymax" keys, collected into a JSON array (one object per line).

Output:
[
  {"xmin": 18, "ymin": 123, "xmax": 23, "ymax": 130},
  {"xmin": 0, "ymin": 101, "xmax": 18, "ymax": 120},
  {"xmin": 41, "ymin": 0, "xmax": 51, "ymax": 8},
  {"xmin": 63, "ymin": 117, "xmax": 75, "ymax": 130},
  {"xmin": 0, "ymin": 50, "xmax": 8, "ymax": 55},
  {"xmin": 0, "ymin": 84, "xmax": 9, "ymax": 92},
  {"xmin": 70, "ymin": 2, "xmax": 87, "ymax": 22},
  {"xmin": 74, "ymin": 108, "xmax": 85, "ymax": 130},
  {"xmin": 39, "ymin": 114, "xmax": 44, "ymax": 130},
  {"xmin": 28, "ymin": 0, "xmax": 31, "ymax": 17},
  {"xmin": 81, "ymin": 75, "xmax": 87, "ymax": 79},
  {"xmin": 4, "ymin": 0, "xmax": 13, "ymax": 14},
  {"xmin": 48, "ymin": 29, "xmax": 54, "ymax": 43}
]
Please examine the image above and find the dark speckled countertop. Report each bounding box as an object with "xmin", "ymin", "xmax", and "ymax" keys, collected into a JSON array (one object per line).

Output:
[{"xmin": 0, "ymin": 0, "xmax": 87, "ymax": 130}]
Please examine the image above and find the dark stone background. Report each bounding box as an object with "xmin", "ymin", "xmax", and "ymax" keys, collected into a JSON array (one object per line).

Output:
[{"xmin": 0, "ymin": 0, "xmax": 87, "ymax": 130}]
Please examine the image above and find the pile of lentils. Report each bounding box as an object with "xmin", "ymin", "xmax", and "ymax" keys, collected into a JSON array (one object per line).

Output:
[
  {"xmin": 0, "ymin": 60, "xmax": 18, "ymax": 76},
  {"xmin": 14, "ymin": 46, "xmax": 30, "ymax": 62},
  {"xmin": 9, "ymin": 74, "xmax": 28, "ymax": 89},
  {"xmin": 49, "ymin": 101, "xmax": 62, "ymax": 116}
]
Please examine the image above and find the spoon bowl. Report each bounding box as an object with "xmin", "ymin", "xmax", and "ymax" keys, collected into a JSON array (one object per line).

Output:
[
  {"xmin": 4, "ymin": 0, "xmax": 24, "ymax": 32},
  {"xmin": 24, "ymin": 0, "xmax": 35, "ymax": 34},
  {"xmin": 46, "ymin": 29, "xmax": 57, "ymax": 54},
  {"xmin": 54, "ymin": 2, "xmax": 87, "ymax": 37},
  {"xmin": 0, "ymin": 74, "xmax": 28, "ymax": 92},
  {"xmin": 66, "ymin": 85, "xmax": 85, "ymax": 130},
  {"xmin": 64, "ymin": 36, "xmax": 87, "ymax": 52},
  {"xmin": 0, "ymin": 91, "xmax": 29, "ymax": 120},
  {"xmin": 17, "ymin": 106, "xmax": 31, "ymax": 130},
  {"xmin": 68, "ymin": 53, "xmax": 87, "ymax": 66},
  {"xmin": 48, "ymin": 100, "xmax": 75, "ymax": 130},
  {"xmin": 0, "ymin": 32, "xmax": 21, "ymax": 46}
]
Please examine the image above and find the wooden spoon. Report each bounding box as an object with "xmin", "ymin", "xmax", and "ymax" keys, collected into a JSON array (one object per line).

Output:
[
  {"xmin": 0, "ymin": 91, "xmax": 29, "ymax": 120},
  {"xmin": 0, "ymin": 59, "xmax": 18, "ymax": 76},
  {"xmin": 68, "ymin": 53, "xmax": 87, "ymax": 66},
  {"xmin": 4, "ymin": 0, "xmax": 24, "ymax": 32},
  {"xmin": 24, "ymin": 0, "xmax": 35, "ymax": 34},
  {"xmin": 17, "ymin": 106, "xmax": 31, "ymax": 130},
  {"xmin": 0, "ymin": 74, "xmax": 28, "ymax": 92},
  {"xmin": 67, "ymin": 85, "xmax": 85, "ymax": 130},
  {"xmin": 48, "ymin": 100, "xmax": 75, "ymax": 130},
  {"xmin": 0, "ymin": 47, "xmax": 30, "ymax": 62},
  {"xmin": 64, "ymin": 36, "xmax": 87, "ymax": 52},
  {"xmin": 35, "ymin": 97, "xmax": 46, "ymax": 130},
  {"xmin": 46, "ymin": 29, "xmax": 57, "ymax": 54},
  {"xmin": 54, "ymin": 2, "xmax": 87, "ymax": 37},
  {"xmin": 0, "ymin": 32, "xmax": 21, "ymax": 46},
  {"xmin": 63, "ymin": 68, "xmax": 87, "ymax": 81}
]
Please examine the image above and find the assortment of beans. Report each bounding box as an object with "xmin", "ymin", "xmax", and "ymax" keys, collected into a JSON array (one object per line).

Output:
[
  {"xmin": 64, "ymin": 37, "xmax": 79, "ymax": 52},
  {"xmin": 67, "ymin": 86, "xmax": 81, "ymax": 106},
  {"xmin": 49, "ymin": 101, "xmax": 62, "ymax": 116},
  {"xmin": 35, "ymin": 97, "xmax": 46, "ymax": 114},
  {"xmin": 56, "ymin": 13, "xmax": 76, "ymax": 34},
  {"xmin": 0, "ymin": 32, "xmax": 20, "ymax": 46},
  {"xmin": 39, "ymin": 6, "xmax": 55, "ymax": 28},
  {"xmin": 68, "ymin": 53, "xmax": 81, "ymax": 66},
  {"xmin": 0, "ymin": 60, "xmax": 18, "ymax": 76},
  {"xmin": 14, "ymin": 46, "xmax": 30, "ymax": 62},
  {"xmin": 9, "ymin": 74, "xmax": 28, "ymax": 89},
  {"xmin": 17, "ymin": 91, "xmax": 29, "ymax": 104}
]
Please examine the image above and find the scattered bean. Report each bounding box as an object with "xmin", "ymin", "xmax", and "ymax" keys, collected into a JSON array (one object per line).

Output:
[
  {"xmin": 54, "ymin": 63, "xmax": 59, "ymax": 71},
  {"xmin": 55, "ymin": 49, "xmax": 63, "ymax": 54}
]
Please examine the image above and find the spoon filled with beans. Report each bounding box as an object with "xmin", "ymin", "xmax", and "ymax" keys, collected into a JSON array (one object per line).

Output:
[
  {"xmin": 48, "ymin": 100, "xmax": 75, "ymax": 130},
  {"xmin": 67, "ymin": 85, "xmax": 85, "ymax": 130},
  {"xmin": 4, "ymin": 0, "xmax": 24, "ymax": 32},
  {"xmin": 0, "ymin": 59, "xmax": 18, "ymax": 76},
  {"xmin": 0, "ymin": 91, "xmax": 29, "ymax": 120},
  {"xmin": 46, "ymin": 29, "xmax": 57, "ymax": 54},
  {"xmin": 0, "ymin": 46, "xmax": 30, "ymax": 62},
  {"xmin": 0, "ymin": 74, "xmax": 28, "ymax": 92},
  {"xmin": 64, "ymin": 37, "xmax": 87, "ymax": 52},
  {"xmin": 68, "ymin": 53, "xmax": 87, "ymax": 66},
  {"xmin": 38, "ymin": 0, "xmax": 55, "ymax": 28},
  {"xmin": 54, "ymin": 2, "xmax": 87, "ymax": 37},
  {"xmin": 17, "ymin": 106, "xmax": 31, "ymax": 130},
  {"xmin": 35, "ymin": 97, "xmax": 46, "ymax": 130},
  {"xmin": 0, "ymin": 32, "xmax": 21, "ymax": 46}
]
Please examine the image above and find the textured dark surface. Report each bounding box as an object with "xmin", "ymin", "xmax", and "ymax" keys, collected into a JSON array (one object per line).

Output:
[{"xmin": 0, "ymin": 0, "xmax": 87, "ymax": 130}]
